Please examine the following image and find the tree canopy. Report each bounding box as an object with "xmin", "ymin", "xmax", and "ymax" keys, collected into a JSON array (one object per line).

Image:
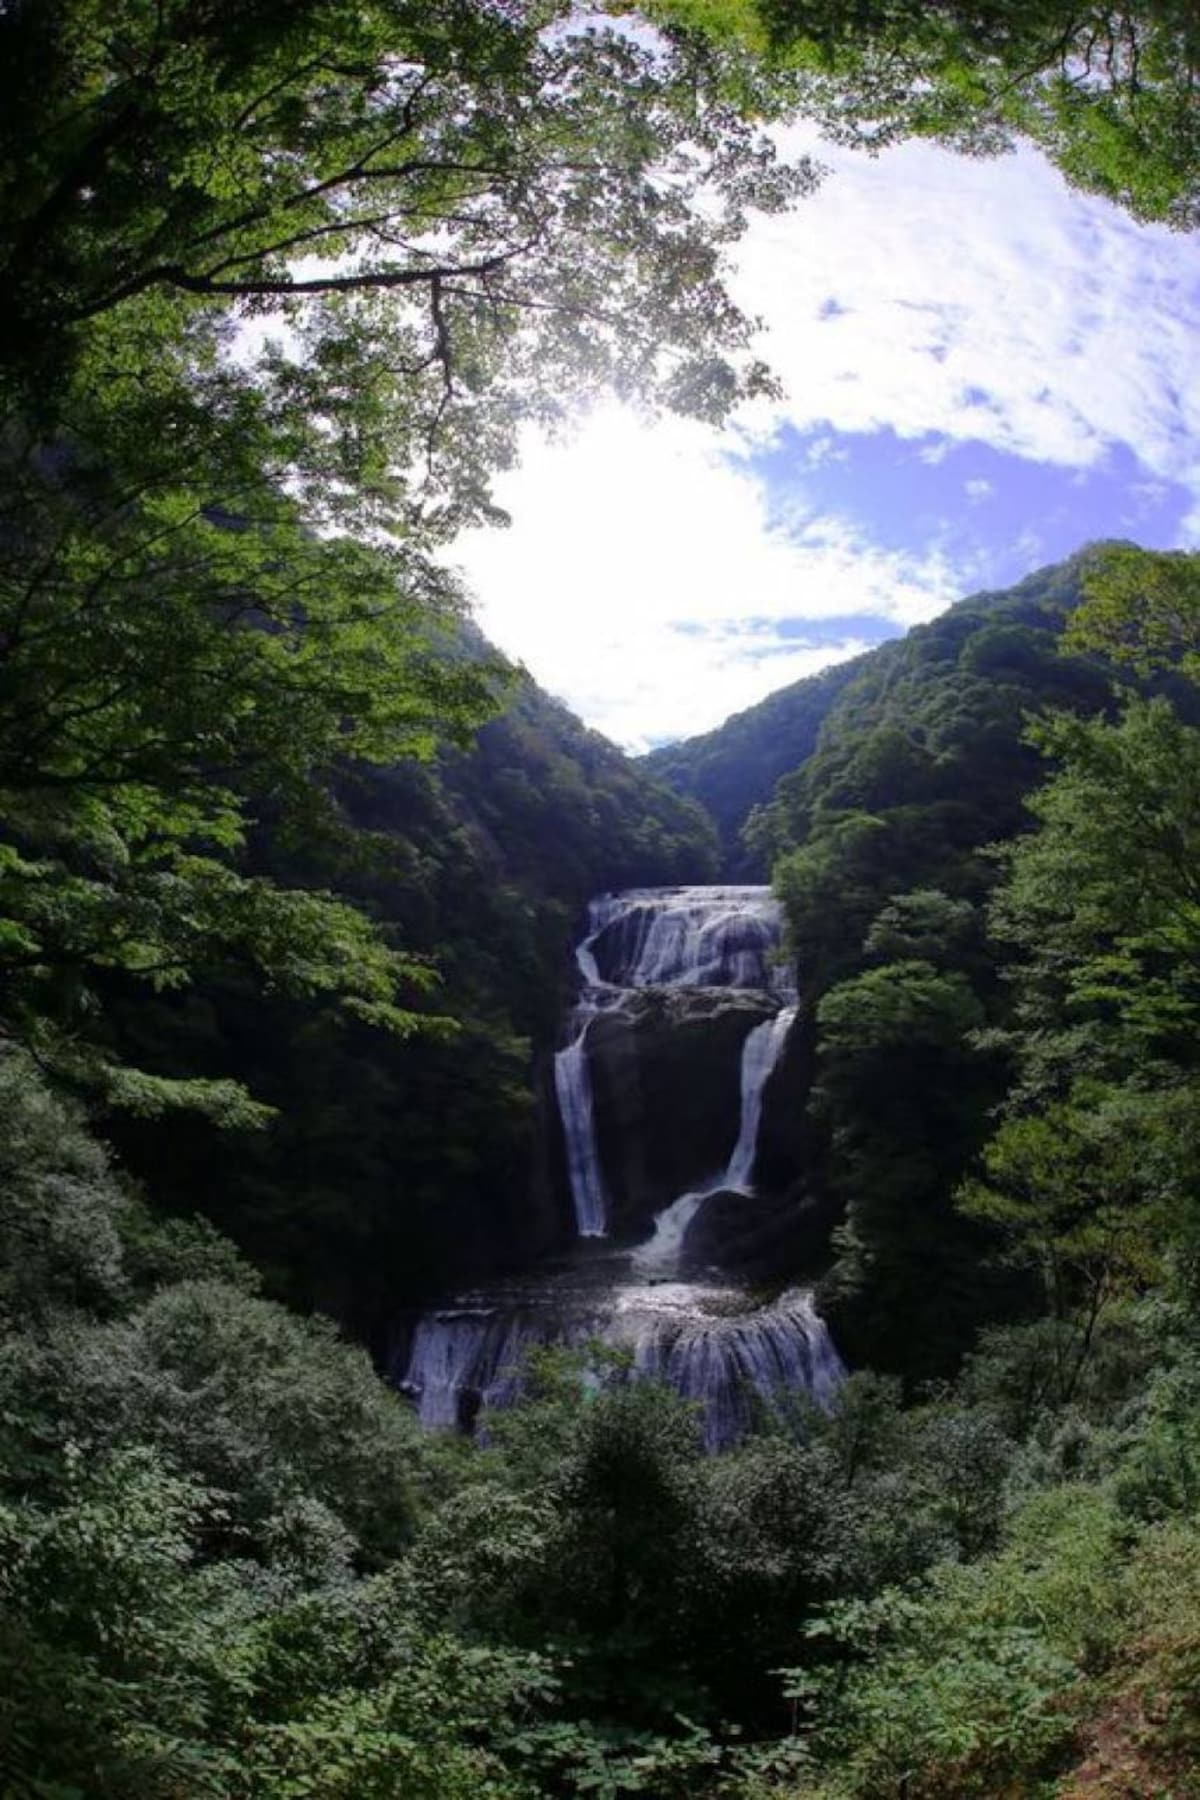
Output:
[
  {"xmin": 2, "ymin": 0, "xmax": 812, "ymax": 441},
  {"xmin": 653, "ymin": 0, "xmax": 1200, "ymax": 227}
]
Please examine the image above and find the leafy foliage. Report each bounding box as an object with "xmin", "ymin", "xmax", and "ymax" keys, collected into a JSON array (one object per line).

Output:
[
  {"xmin": 656, "ymin": 0, "xmax": 1200, "ymax": 227},
  {"xmin": 990, "ymin": 694, "xmax": 1200, "ymax": 1096},
  {"xmin": 0, "ymin": 0, "xmax": 801, "ymax": 1116},
  {"xmin": 94, "ymin": 652, "xmax": 717, "ymax": 1326},
  {"xmin": 749, "ymin": 554, "xmax": 1122, "ymax": 1372}
]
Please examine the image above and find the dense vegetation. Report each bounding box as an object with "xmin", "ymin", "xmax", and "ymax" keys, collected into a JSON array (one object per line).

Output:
[
  {"xmin": 642, "ymin": 657, "xmax": 870, "ymax": 877},
  {"xmin": 102, "ymin": 644, "xmax": 716, "ymax": 1333},
  {"xmin": 749, "ymin": 552, "xmax": 1179, "ymax": 1370},
  {"xmin": 4, "ymin": 1, "xmax": 1200, "ymax": 1795},
  {"xmin": 649, "ymin": 551, "xmax": 1200, "ymax": 1379},
  {"xmin": 652, "ymin": 0, "xmax": 1200, "ymax": 229},
  {"xmin": 7, "ymin": 966, "xmax": 1200, "ymax": 1796}
]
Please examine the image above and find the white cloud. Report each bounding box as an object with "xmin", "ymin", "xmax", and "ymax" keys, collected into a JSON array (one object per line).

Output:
[
  {"xmin": 965, "ymin": 478, "xmax": 995, "ymax": 502},
  {"xmin": 734, "ymin": 132, "xmax": 1200, "ymax": 497},
  {"xmin": 455, "ymin": 409, "xmax": 959, "ymax": 750},
  {"xmin": 803, "ymin": 434, "xmax": 851, "ymax": 467},
  {"xmin": 451, "ymin": 135, "xmax": 1200, "ymax": 749}
]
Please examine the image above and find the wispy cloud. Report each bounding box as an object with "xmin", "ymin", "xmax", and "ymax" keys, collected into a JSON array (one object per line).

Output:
[
  {"xmin": 734, "ymin": 132, "xmax": 1200, "ymax": 509},
  {"xmin": 452, "ymin": 134, "xmax": 1200, "ymax": 749}
]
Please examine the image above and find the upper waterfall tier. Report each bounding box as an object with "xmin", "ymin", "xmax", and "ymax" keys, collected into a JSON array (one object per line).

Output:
[
  {"xmin": 556, "ymin": 885, "xmax": 795, "ymax": 1239},
  {"xmin": 578, "ymin": 886, "xmax": 792, "ymax": 994}
]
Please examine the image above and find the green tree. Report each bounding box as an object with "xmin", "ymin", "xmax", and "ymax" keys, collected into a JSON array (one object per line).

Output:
[
  {"xmin": 989, "ymin": 695, "xmax": 1200, "ymax": 1098},
  {"xmin": 959, "ymin": 1085, "xmax": 1192, "ymax": 1401},
  {"xmin": 1, "ymin": 0, "xmax": 812, "ymax": 418},
  {"xmin": 654, "ymin": 0, "xmax": 1200, "ymax": 227},
  {"xmin": 812, "ymin": 960, "xmax": 998, "ymax": 1376},
  {"xmin": 0, "ymin": 0, "xmax": 813, "ymax": 1107},
  {"xmin": 862, "ymin": 887, "xmax": 979, "ymax": 968},
  {"xmin": 1066, "ymin": 543, "xmax": 1200, "ymax": 676},
  {"xmin": 775, "ymin": 811, "xmax": 898, "ymax": 993}
]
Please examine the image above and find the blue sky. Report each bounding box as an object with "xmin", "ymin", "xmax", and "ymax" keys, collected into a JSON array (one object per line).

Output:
[
  {"xmin": 753, "ymin": 429, "xmax": 1194, "ymax": 584},
  {"xmin": 456, "ymin": 132, "xmax": 1200, "ymax": 751}
]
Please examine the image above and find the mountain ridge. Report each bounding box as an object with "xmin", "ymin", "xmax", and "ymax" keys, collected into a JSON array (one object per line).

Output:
[{"xmin": 639, "ymin": 545, "xmax": 1136, "ymax": 875}]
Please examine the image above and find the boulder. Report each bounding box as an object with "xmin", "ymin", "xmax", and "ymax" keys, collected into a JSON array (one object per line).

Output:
[{"xmin": 681, "ymin": 1182, "xmax": 842, "ymax": 1283}]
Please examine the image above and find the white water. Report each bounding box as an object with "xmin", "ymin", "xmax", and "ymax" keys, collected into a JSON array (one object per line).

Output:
[
  {"xmin": 616, "ymin": 1286, "xmax": 845, "ymax": 1450},
  {"xmin": 554, "ymin": 1022, "xmax": 609, "ymax": 1238},
  {"xmin": 399, "ymin": 886, "xmax": 844, "ymax": 1449},
  {"xmin": 581, "ymin": 886, "xmax": 793, "ymax": 994},
  {"xmin": 399, "ymin": 1284, "xmax": 845, "ymax": 1450},
  {"xmin": 634, "ymin": 1001, "xmax": 797, "ymax": 1278},
  {"xmin": 400, "ymin": 1306, "xmax": 566, "ymax": 1428},
  {"xmin": 555, "ymin": 887, "xmax": 792, "ymax": 1241},
  {"xmin": 633, "ymin": 1185, "xmax": 713, "ymax": 1278},
  {"xmin": 725, "ymin": 1004, "xmax": 798, "ymax": 1194},
  {"xmin": 401, "ymin": 1310, "xmax": 510, "ymax": 1428}
]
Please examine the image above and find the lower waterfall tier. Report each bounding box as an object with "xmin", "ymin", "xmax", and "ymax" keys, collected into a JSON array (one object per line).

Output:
[{"xmin": 393, "ymin": 1262, "xmax": 843, "ymax": 1451}]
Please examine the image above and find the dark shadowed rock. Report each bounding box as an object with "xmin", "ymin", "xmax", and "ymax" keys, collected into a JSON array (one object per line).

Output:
[
  {"xmin": 585, "ymin": 988, "xmax": 776, "ymax": 1235},
  {"xmin": 681, "ymin": 1183, "xmax": 842, "ymax": 1282}
]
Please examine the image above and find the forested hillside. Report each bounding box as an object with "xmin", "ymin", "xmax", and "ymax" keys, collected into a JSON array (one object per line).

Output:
[
  {"xmin": 760, "ymin": 553, "xmax": 1189, "ymax": 1361},
  {"xmin": 651, "ymin": 548, "xmax": 1199, "ymax": 1376},
  {"xmin": 642, "ymin": 656, "xmax": 870, "ymax": 875},
  {"xmin": 104, "ymin": 648, "xmax": 717, "ymax": 1333},
  {"xmin": 645, "ymin": 550, "xmax": 1180, "ymax": 885}
]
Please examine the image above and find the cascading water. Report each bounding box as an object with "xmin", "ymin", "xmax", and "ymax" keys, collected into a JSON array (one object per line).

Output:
[
  {"xmin": 633, "ymin": 999, "xmax": 798, "ymax": 1278},
  {"xmin": 396, "ymin": 1278, "xmax": 843, "ymax": 1448},
  {"xmin": 397, "ymin": 885, "xmax": 844, "ymax": 1448},
  {"xmin": 632, "ymin": 1187, "xmax": 712, "ymax": 1279},
  {"xmin": 554, "ymin": 1022, "xmax": 609, "ymax": 1238},
  {"xmin": 400, "ymin": 1304, "xmax": 571, "ymax": 1430},
  {"xmin": 582, "ymin": 885, "xmax": 794, "ymax": 993},
  {"xmin": 616, "ymin": 1286, "xmax": 844, "ymax": 1449},
  {"xmin": 553, "ymin": 888, "xmax": 792, "ymax": 1237},
  {"xmin": 725, "ymin": 1003, "xmax": 798, "ymax": 1196}
]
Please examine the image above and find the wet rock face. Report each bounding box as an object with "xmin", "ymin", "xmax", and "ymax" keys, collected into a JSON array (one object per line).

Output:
[
  {"xmin": 585, "ymin": 989, "xmax": 776, "ymax": 1235},
  {"xmin": 680, "ymin": 1184, "xmax": 843, "ymax": 1284}
]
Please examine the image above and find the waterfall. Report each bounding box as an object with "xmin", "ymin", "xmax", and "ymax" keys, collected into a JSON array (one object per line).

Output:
[
  {"xmin": 399, "ymin": 1285, "xmax": 846, "ymax": 1451},
  {"xmin": 399, "ymin": 1306, "xmax": 560, "ymax": 1429},
  {"xmin": 554, "ymin": 1019, "xmax": 609, "ymax": 1238},
  {"xmin": 397, "ymin": 884, "xmax": 843, "ymax": 1449},
  {"xmin": 555, "ymin": 887, "xmax": 792, "ymax": 1245},
  {"xmin": 725, "ymin": 1004, "xmax": 797, "ymax": 1195},
  {"xmin": 634, "ymin": 1002, "xmax": 797, "ymax": 1278},
  {"xmin": 581, "ymin": 886, "xmax": 793, "ymax": 994},
  {"xmin": 616, "ymin": 1288, "xmax": 846, "ymax": 1450},
  {"xmin": 399, "ymin": 1309, "xmax": 497, "ymax": 1429},
  {"xmin": 632, "ymin": 1186, "xmax": 712, "ymax": 1277}
]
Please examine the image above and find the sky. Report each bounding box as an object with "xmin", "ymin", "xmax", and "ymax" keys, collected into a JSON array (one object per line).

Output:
[{"xmin": 453, "ymin": 128, "xmax": 1200, "ymax": 753}]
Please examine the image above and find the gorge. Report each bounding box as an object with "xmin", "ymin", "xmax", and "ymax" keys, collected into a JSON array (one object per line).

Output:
[{"xmin": 395, "ymin": 885, "xmax": 843, "ymax": 1448}]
